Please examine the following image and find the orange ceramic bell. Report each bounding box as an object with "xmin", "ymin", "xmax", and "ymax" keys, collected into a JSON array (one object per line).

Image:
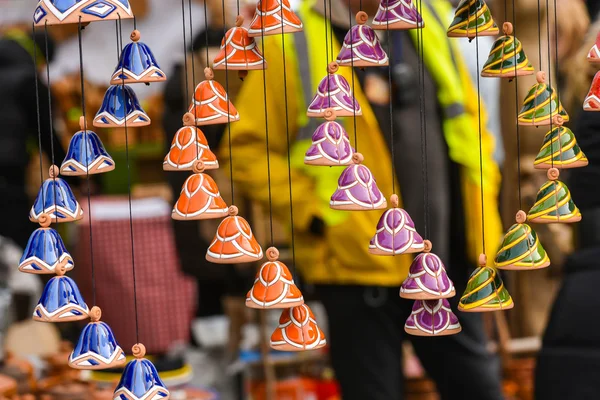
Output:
[
  {"xmin": 206, "ymin": 205, "xmax": 264, "ymax": 263},
  {"xmin": 588, "ymin": 31, "xmax": 600, "ymax": 63},
  {"xmin": 189, "ymin": 68, "xmax": 240, "ymax": 126},
  {"xmin": 270, "ymin": 304, "xmax": 327, "ymax": 351},
  {"xmin": 213, "ymin": 16, "xmax": 266, "ymax": 78},
  {"xmin": 172, "ymin": 161, "xmax": 229, "ymax": 221},
  {"xmin": 246, "ymin": 247, "xmax": 304, "ymax": 309},
  {"xmin": 247, "ymin": 0, "xmax": 303, "ymax": 37},
  {"xmin": 584, "ymin": 70, "xmax": 600, "ymax": 111},
  {"xmin": 163, "ymin": 113, "xmax": 219, "ymax": 171}
]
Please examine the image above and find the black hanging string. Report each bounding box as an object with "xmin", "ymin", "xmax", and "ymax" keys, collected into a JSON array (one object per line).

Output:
[
  {"xmin": 511, "ymin": 0, "xmax": 522, "ymax": 210},
  {"xmin": 385, "ymin": 22, "xmax": 395, "ymax": 194},
  {"xmin": 347, "ymin": 0, "xmax": 358, "ymax": 151},
  {"xmin": 537, "ymin": 0, "xmax": 542, "ymax": 70},
  {"xmin": 203, "ymin": 0, "xmax": 210, "ymax": 64},
  {"xmin": 416, "ymin": 0, "xmax": 429, "ymax": 238},
  {"xmin": 44, "ymin": 22, "xmax": 58, "ymax": 218},
  {"xmin": 328, "ymin": 0, "xmax": 334, "ymax": 62},
  {"xmin": 133, "ymin": 15, "xmax": 137, "ymax": 30},
  {"xmin": 221, "ymin": 0, "xmax": 235, "ymax": 204},
  {"xmin": 117, "ymin": 14, "xmax": 140, "ymax": 343},
  {"xmin": 474, "ymin": 10, "xmax": 486, "ymax": 255},
  {"xmin": 187, "ymin": 0, "xmax": 200, "ymax": 163},
  {"xmin": 181, "ymin": 0, "xmax": 190, "ymax": 108},
  {"xmin": 545, "ymin": 0, "xmax": 554, "ymax": 169},
  {"xmin": 78, "ymin": 19, "xmax": 98, "ymax": 305},
  {"xmin": 32, "ymin": 24, "xmax": 45, "ymax": 207},
  {"xmin": 323, "ymin": 0, "xmax": 332, "ymax": 109}
]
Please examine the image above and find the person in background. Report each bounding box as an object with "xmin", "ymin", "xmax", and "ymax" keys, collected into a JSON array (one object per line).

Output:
[{"xmin": 222, "ymin": 0, "xmax": 505, "ymax": 398}]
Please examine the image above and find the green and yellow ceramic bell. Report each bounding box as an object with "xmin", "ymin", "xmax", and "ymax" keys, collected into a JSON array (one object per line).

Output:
[
  {"xmin": 527, "ymin": 168, "xmax": 581, "ymax": 224},
  {"xmin": 518, "ymin": 71, "xmax": 569, "ymax": 126},
  {"xmin": 494, "ymin": 211, "xmax": 550, "ymax": 270},
  {"xmin": 447, "ymin": 0, "xmax": 498, "ymax": 39},
  {"xmin": 481, "ymin": 22, "xmax": 534, "ymax": 78},
  {"xmin": 533, "ymin": 115, "xmax": 588, "ymax": 169},
  {"xmin": 458, "ymin": 254, "xmax": 514, "ymax": 312}
]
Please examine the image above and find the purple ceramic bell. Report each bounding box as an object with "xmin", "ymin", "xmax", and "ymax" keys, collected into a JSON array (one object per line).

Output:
[
  {"xmin": 304, "ymin": 111, "xmax": 355, "ymax": 166},
  {"xmin": 330, "ymin": 153, "xmax": 387, "ymax": 211},
  {"xmin": 372, "ymin": 0, "xmax": 424, "ymax": 30},
  {"xmin": 404, "ymin": 299, "xmax": 461, "ymax": 336},
  {"xmin": 307, "ymin": 62, "xmax": 362, "ymax": 118},
  {"xmin": 369, "ymin": 194, "xmax": 424, "ymax": 255},
  {"xmin": 400, "ymin": 249, "xmax": 455, "ymax": 299},
  {"xmin": 337, "ymin": 12, "xmax": 389, "ymax": 67}
]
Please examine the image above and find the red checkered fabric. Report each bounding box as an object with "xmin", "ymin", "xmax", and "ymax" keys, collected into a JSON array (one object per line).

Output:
[{"xmin": 74, "ymin": 197, "xmax": 196, "ymax": 354}]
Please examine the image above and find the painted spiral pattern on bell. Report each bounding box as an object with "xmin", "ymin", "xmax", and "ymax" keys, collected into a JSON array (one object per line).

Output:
[
  {"xmin": 447, "ymin": 0, "xmax": 498, "ymax": 38},
  {"xmin": 481, "ymin": 35, "xmax": 534, "ymax": 77},
  {"xmin": 527, "ymin": 180, "xmax": 581, "ymax": 223},
  {"xmin": 494, "ymin": 223, "xmax": 550, "ymax": 270},
  {"xmin": 534, "ymin": 126, "xmax": 588, "ymax": 169},
  {"xmin": 458, "ymin": 266, "xmax": 513, "ymax": 312},
  {"xmin": 518, "ymin": 83, "xmax": 569, "ymax": 126}
]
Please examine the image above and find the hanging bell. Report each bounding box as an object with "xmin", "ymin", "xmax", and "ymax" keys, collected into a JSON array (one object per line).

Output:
[
  {"xmin": 247, "ymin": 0, "xmax": 303, "ymax": 37},
  {"xmin": 19, "ymin": 227, "xmax": 73, "ymax": 274},
  {"xmin": 371, "ymin": 0, "xmax": 424, "ymax": 30},
  {"xmin": 213, "ymin": 16, "xmax": 266, "ymax": 79},
  {"xmin": 33, "ymin": 264, "xmax": 89, "ymax": 322},
  {"xmin": 588, "ymin": 31, "xmax": 600, "ymax": 63},
  {"xmin": 33, "ymin": 0, "xmax": 133, "ymax": 26},
  {"xmin": 336, "ymin": 12, "xmax": 389, "ymax": 67},
  {"xmin": 307, "ymin": 62, "xmax": 362, "ymax": 118},
  {"xmin": 30, "ymin": 166, "xmax": 83, "ymax": 224},
  {"xmin": 495, "ymin": 210, "xmax": 550, "ymax": 270},
  {"xmin": 458, "ymin": 254, "xmax": 514, "ymax": 312},
  {"xmin": 68, "ymin": 307, "xmax": 126, "ymax": 370},
  {"xmin": 163, "ymin": 113, "xmax": 219, "ymax": 171},
  {"xmin": 246, "ymin": 247, "xmax": 304, "ymax": 309},
  {"xmin": 518, "ymin": 71, "xmax": 569, "ymax": 126},
  {"xmin": 206, "ymin": 206, "xmax": 264, "ymax": 264},
  {"xmin": 533, "ymin": 115, "xmax": 588, "ymax": 169},
  {"xmin": 481, "ymin": 22, "xmax": 534, "ymax": 78},
  {"xmin": 270, "ymin": 304, "xmax": 327, "ymax": 351},
  {"xmin": 330, "ymin": 153, "xmax": 387, "ymax": 211},
  {"xmin": 527, "ymin": 168, "xmax": 581, "ymax": 223},
  {"xmin": 189, "ymin": 68, "xmax": 240, "ymax": 125},
  {"xmin": 61, "ymin": 117, "xmax": 115, "ymax": 176},
  {"xmin": 404, "ymin": 299, "xmax": 461, "ymax": 336},
  {"xmin": 304, "ymin": 109, "xmax": 355, "ymax": 166},
  {"xmin": 369, "ymin": 194, "xmax": 424, "ymax": 255},
  {"xmin": 584, "ymin": 70, "xmax": 600, "ymax": 111},
  {"xmin": 110, "ymin": 30, "xmax": 167, "ymax": 85},
  {"xmin": 93, "ymin": 85, "xmax": 150, "ymax": 128},
  {"xmin": 447, "ymin": 0, "xmax": 498, "ymax": 39},
  {"xmin": 399, "ymin": 242, "xmax": 456, "ymax": 299},
  {"xmin": 172, "ymin": 161, "xmax": 229, "ymax": 221},
  {"xmin": 113, "ymin": 343, "xmax": 170, "ymax": 400}
]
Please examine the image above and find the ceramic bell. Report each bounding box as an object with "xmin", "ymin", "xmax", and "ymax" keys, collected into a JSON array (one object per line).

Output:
[
  {"xmin": 481, "ymin": 22, "xmax": 534, "ymax": 78},
  {"xmin": 371, "ymin": 0, "xmax": 424, "ymax": 30},
  {"xmin": 113, "ymin": 344, "xmax": 170, "ymax": 400},
  {"xmin": 163, "ymin": 113, "xmax": 219, "ymax": 171},
  {"xmin": 518, "ymin": 71, "xmax": 569, "ymax": 126},
  {"xmin": 404, "ymin": 299, "xmax": 461, "ymax": 336},
  {"xmin": 61, "ymin": 117, "xmax": 114, "ymax": 176},
  {"xmin": 527, "ymin": 168, "xmax": 581, "ymax": 223},
  {"xmin": 247, "ymin": 0, "xmax": 303, "ymax": 37},
  {"xmin": 587, "ymin": 31, "xmax": 600, "ymax": 63},
  {"xmin": 33, "ymin": 264, "xmax": 89, "ymax": 322},
  {"xmin": 330, "ymin": 153, "xmax": 387, "ymax": 211},
  {"xmin": 68, "ymin": 307, "xmax": 126, "ymax": 370},
  {"xmin": 213, "ymin": 16, "xmax": 266, "ymax": 78},
  {"xmin": 93, "ymin": 85, "xmax": 150, "ymax": 128},
  {"xmin": 307, "ymin": 62, "xmax": 362, "ymax": 118},
  {"xmin": 400, "ymin": 243, "xmax": 456, "ymax": 299},
  {"xmin": 369, "ymin": 194, "xmax": 424, "ymax": 255},
  {"xmin": 336, "ymin": 12, "xmax": 389, "ymax": 67},
  {"xmin": 172, "ymin": 161, "xmax": 229, "ymax": 221},
  {"xmin": 30, "ymin": 166, "xmax": 83, "ymax": 224},
  {"xmin": 110, "ymin": 30, "xmax": 166, "ymax": 85},
  {"xmin": 447, "ymin": 0, "xmax": 498, "ymax": 39},
  {"xmin": 206, "ymin": 206, "xmax": 263, "ymax": 263},
  {"xmin": 19, "ymin": 227, "xmax": 73, "ymax": 274},
  {"xmin": 189, "ymin": 68, "xmax": 240, "ymax": 125},
  {"xmin": 33, "ymin": 0, "xmax": 133, "ymax": 26},
  {"xmin": 304, "ymin": 109, "xmax": 355, "ymax": 166},
  {"xmin": 584, "ymin": 70, "xmax": 600, "ymax": 111},
  {"xmin": 533, "ymin": 115, "xmax": 588, "ymax": 169},
  {"xmin": 458, "ymin": 254, "xmax": 514, "ymax": 312},
  {"xmin": 495, "ymin": 210, "xmax": 550, "ymax": 270},
  {"xmin": 270, "ymin": 304, "xmax": 327, "ymax": 351},
  {"xmin": 246, "ymin": 247, "xmax": 304, "ymax": 309}
]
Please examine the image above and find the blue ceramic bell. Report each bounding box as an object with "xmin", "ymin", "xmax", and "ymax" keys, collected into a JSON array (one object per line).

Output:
[
  {"xmin": 61, "ymin": 117, "xmax": 115, "ymax": 176},
  {"xmin": 30, "ymin": 166, "xmax": 83, "ymax": 224},
  {"xmin": 110, "ymin": 30, "xmax": 167, "ymax": 85},
  {"xmin": 113, "ymin": 343, "xmax": 170, "ymax": 400},
  {"xmin": 19, "ymin": 227, "xmax": 73, "ymax": 274},
  {"xmin": 33, "ymin": 265, "xmax": 89, "ymax": 322},
  {"xmin": 93, "ymin": 85, "xmax": 151, "ymax": 128},
  {"xmin": 33, "ymin": 0, "xmax": 133, "ymax": 27},
  {"xmin": 69, "ymin": 306, "xmax": 126, "ymax": 370}
]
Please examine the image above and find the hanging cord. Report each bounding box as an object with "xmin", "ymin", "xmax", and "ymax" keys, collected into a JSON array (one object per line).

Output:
[
  {"xmin": 545, "ymin": 0, "xmax": 554, "ymax": 168},
  {"xmin": 32, "ymin": 24, "xmax": 45, "ymax": 207},
  {"xmin": 44, "ymin": 22, "xmax": 58, "ymax": 218},
  {"xmin": 117, "ymin": 15, "xmax": 140, "ymax": 343},
  {"xmin": 134, "ymin": 15, "xmax": 137, "ymax": 30},
  {"xmin": 222, "ymin": 0, "xmax": 235, "ymax": 204},
  {"xmin": 78, "ymin": 19, "xmax": 98, "ymax": 305},
  {"xmin": 416, "ymin": 0, "xmax": 429, "ymax": 238},
  {"xmin": 347, "ymin": 0, "xmax": 358, "ymax": 151},
  {"xmin": 204, "ymin": 0, "xmax": 210, "ymax": 64},
  {"xmin": 474, "ymin": 10, "xmax": 485, "ymax": 255},
  {"xmin": 259, "ymin": 2, "xmax": 274, "ymax": 245},
  {"xmin": 537, "ymin": 0, "xmax": 542, "ymax": 70},
  {"xmin": 181, "ymin": 0, "xmax": 190, "ymax": 109},
  {"xmin": 511, "ymin": 0, "xmax": 522, "ymax": 210},
  {"xmin": 187, "ymin": 0, "xmax": 200, "ymax": 162},
  {"xmin": 323, "ymin": 0, "xmax": 332, "ymax": 108},
  {"xmin": 385, "ymin": 24, "xmax": 395, "ymax": 194}
]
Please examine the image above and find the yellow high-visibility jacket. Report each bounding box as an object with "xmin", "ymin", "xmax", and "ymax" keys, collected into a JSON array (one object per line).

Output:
[{"xmin": 220, "ymin": 0, "xmax": 502, "ymax": 286}]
